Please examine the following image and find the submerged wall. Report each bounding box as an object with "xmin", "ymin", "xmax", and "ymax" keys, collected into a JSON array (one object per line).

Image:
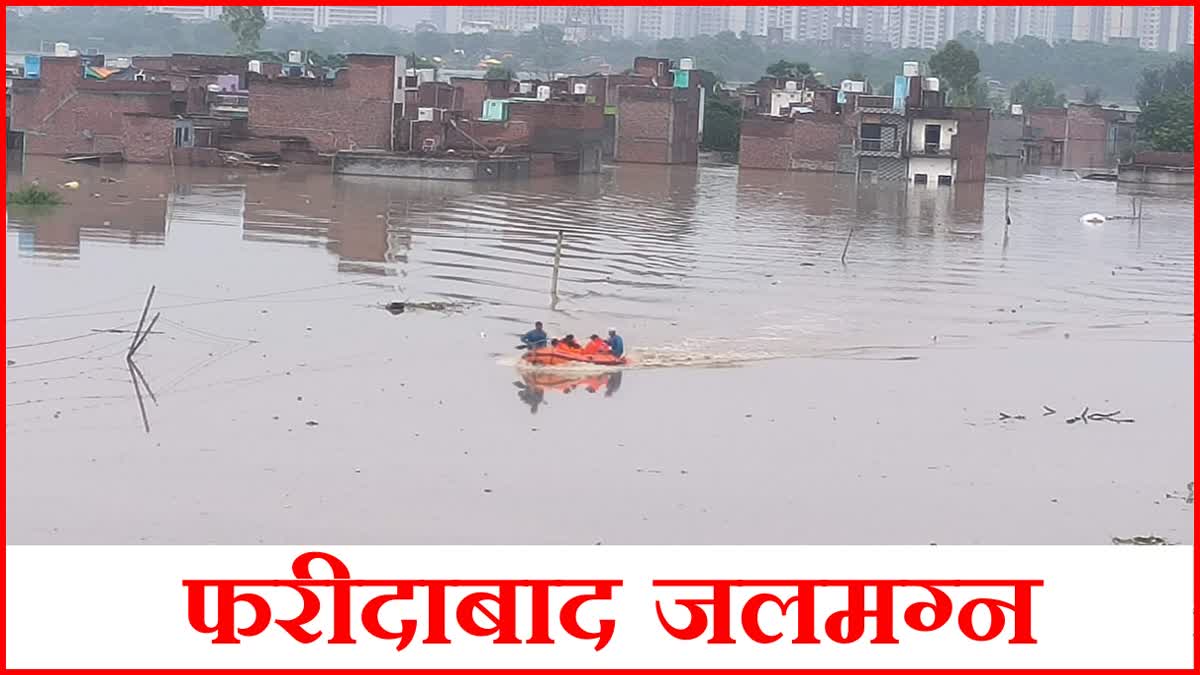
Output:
[{"xmin": 333, "ymin": 151, "xmax": 531, "ymax": 181}]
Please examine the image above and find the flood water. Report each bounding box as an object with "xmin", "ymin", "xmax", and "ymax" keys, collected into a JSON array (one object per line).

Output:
[{"xmin": 6, "ymin": 157, "xmax": 1194, "ymax": 544}]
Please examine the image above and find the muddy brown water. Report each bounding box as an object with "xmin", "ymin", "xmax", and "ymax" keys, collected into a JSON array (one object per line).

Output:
[{"xmin": 6, "ymin": 158, "xmax": 1193, "ymax": 544}]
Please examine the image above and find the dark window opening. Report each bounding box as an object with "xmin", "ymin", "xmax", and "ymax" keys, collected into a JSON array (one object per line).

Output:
[
  {"xmin": 923, "ymin": 124, "xmax": 941, "ymax": 153},
  {"xmin": 937, "ymin": 174, "xmax": 952, "ymax": 186},
  {"xmin": 913, "ymin": 173, "xmax": 928, "ymax": 185}
]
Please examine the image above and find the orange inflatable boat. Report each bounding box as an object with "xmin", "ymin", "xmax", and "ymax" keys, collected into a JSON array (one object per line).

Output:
[{"xmin": 521, "ymin": 344, "xmax": 627, "ymax": 367}]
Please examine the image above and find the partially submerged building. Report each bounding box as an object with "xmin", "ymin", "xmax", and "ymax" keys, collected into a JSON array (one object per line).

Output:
[
  {"xmin": 739, "ymin": 61, "xmax": 991, "ymax": 187},
  {"xmin": 8, "ymin": 50, "xmax": 704, "ymax": 179},
  {"xmin": 1022, "ymin": 103, "xmax": 1137, "ymax": 170}
]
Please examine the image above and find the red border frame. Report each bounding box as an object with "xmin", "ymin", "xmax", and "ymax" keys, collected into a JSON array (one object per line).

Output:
[{"xmin": 3, "ymin": 0, "xmax": 1196, "ymax": 671}]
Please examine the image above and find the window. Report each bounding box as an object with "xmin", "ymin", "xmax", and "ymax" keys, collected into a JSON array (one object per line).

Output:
[
  {"xmin": 937, "ymin": 174, "xmax": 952, "ymax": 186},
  {"xmin": 913, "ymin": 173, "xmax": 928, "ymax": 185},
  {"xmin": 923, "ymin": 124, "xmax": 941, "ymax": 154}
]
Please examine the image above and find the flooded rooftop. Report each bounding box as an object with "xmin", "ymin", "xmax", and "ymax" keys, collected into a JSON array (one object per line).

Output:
[{"xmin": 6, "ymin": 158, "xmax": 1194, "ymax": 544}]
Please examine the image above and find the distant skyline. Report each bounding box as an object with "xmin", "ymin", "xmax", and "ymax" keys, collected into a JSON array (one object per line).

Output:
[{"xmin": 22, "ymin": 6, "xmax": 1196, "ymax": 53}]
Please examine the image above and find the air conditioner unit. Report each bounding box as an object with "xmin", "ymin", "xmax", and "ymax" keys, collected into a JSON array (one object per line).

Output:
[
  {"xmin": 573, "ymin": 82, "xmax": 587, "ymax": 95},
  {"xmin": 784, "ymin": 80, "xmax": 798, "ymax": 92},
  {"xmin": 923, "ymin": 77, "xmax": 939, "ymax": 91},
  {"xmin": 288, "ymin": 50, "xmax": 303, "ymax": 64},
  {"xmin": 518, "ymin": 81, "xmax": 532, "ymax": 94},
  {"xmin": 417, "ymin": 107, "xmax": 434, "ymax": 121},
  {"xmin": 536, "ymin": 85, "xmax": 550, "ymax": 100},
  {"xmin": 678, "ymin": 57, "xmax": 694, "ymax": 71},
  {"xmin": 902, "ymin": 61, "xmax": 920, "ymax": 77}
]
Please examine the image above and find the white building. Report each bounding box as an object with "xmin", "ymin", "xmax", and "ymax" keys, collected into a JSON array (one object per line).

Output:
[{"xmin": 148, "ymin": 6, "xmax": 223, "ymax": 22}]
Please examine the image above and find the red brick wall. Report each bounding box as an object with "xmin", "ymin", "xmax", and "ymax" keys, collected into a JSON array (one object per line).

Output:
[
  {"xmin": 120, "ymin": 114, "xmax": 175, "ymax": 163},
  {"xmin": 739, "ymin": 114, "xmax": 846, "ymax": 171},
  {"xmin": 509, "ymin": 101, "xmax": 604, "ymax": 130},
  {"xmin": 633, "ymin": 57, "xmax": 671, "ymax": 81},
  {"xmin": 1133, "ymin": 151, "xmax": 1193, "ymax": 167},
  {"xmin": 248, "ymin": 55, "xmax": 395, "ymax": 153},
  {"xmin": 452, "ymin": 78, "xmax": 513, "ymax": 119},
  {"xmin": 615, "ymin": 85, "xmax": 699, "ymax": 164},
  {"xmin": 950, "ymin": 109, "xmax": 990, "ymax": 182},
  {"xmin": 10, "ymin": 57, "xmax": 172, "ymax": 156},
  {"xmin": 410, "ymin": 119, "xmax": 531, "ymax": 153},
  {"xmin": 132, "ymin": 54, "xmax": 247, "ymax": 74},
  {"xmin": 1064, "ymin": 104, "xmax": 1109, "ymax": 169},
  {"xmin": 529, "ymin": 152, "xmax": 557, "ymax": 178}
]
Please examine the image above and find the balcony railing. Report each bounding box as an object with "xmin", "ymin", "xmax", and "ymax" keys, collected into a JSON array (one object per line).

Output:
[
  {"xmin": 912, "ymin": 142, "xmax": 950, "ymax": 156},
  {"xmin": 855, "ymin": 137, "xmax": 901, "ymax": 155}
]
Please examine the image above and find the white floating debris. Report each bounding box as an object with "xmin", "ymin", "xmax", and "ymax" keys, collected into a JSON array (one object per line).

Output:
[{"xmin": 1080, "ymin": 212, "xmax": 1107, "ymax": 226}]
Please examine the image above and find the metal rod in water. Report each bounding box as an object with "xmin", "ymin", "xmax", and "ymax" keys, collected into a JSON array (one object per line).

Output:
[
  {"xmin": 550, "ymin": 231, "xmax": 564, "ymax": 298},
  {"xmin": 128, "ymin": 285, "xmax": 156, "ymax": 358},
  {"xmin": 129, "ymin": 312, "xmax": 161, "ymax": 358},
  {"xmin": 840, "ymin": 227, "xmax": 853, "ymax": 265},
  {"xmin": 1004, "ymin": 186, "xmax": 1012, "ymax": 226}
]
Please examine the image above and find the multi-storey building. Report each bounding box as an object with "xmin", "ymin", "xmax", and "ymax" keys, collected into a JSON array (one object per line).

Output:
[{"xmin": 148, "ymin": 6, "xmax": 223, "ymax": 22}]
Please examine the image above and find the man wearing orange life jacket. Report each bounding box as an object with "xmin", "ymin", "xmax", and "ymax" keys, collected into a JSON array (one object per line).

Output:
[{"xmin": 583, "ymin": 334, "xmax": 611, "ymax": 355}]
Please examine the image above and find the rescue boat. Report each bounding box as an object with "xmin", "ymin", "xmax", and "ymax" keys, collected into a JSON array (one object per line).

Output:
[{"xmin": 521, "ymin": 344, "xmax": 627, "ymax": 367}]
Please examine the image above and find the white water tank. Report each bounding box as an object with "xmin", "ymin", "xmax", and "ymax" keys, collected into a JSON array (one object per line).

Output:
[
  {"xmin": 536, "ymin": 85, "xmax": 550, "ymax": 100},
  {"xmin": 902, "ymin": 61, "xmax": 920, "ymax": 77},
  {"xmin": 54, "ymin": 42, "xmax": 70, "ymax": 57},
  {"xmin": 679, "ymin": 57, "xmax": 694, "ymax": 71},
  {"xmin": 573, "ymin": 82, "xmax": 587, "ymax": 95},
  {"xmin": 248, "ymin": 60, "xmax": 261, "ymax": 73},
  {"xmin": 784, "ymin": 80, "xmax": 798, "ymax": 92},
  {"xmin": 518, "ymin": 81, "xmax": 532, "ymax": 94},
  {"xmin": 1010, "ymin": 104, "xmax": 1023, "ymax": 116},
  {"xmin": 923, "ymin": 77, "xmax": 939, "ymax": 91}
]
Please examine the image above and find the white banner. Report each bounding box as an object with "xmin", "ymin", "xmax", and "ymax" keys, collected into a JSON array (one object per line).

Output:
[{"xmin": 5, "ymin": 545, "xmax": 1194, "ymax": 669}]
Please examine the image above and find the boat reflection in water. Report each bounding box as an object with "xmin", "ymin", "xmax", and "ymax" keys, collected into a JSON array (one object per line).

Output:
[{"xmin": 513, "ymin": 369, "xmax": 624, "ymax": 414}]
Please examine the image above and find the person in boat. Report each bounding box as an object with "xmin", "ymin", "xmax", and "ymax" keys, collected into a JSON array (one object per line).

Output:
[
  {"xmin": 560, "ymin": 334, "xmax": 582, "ymax": 351},
  {"xmin": 583, "ymin": 334, "xmax": 611, "ymax": 355},
  {"xmin": 605, "ymin": 328, "xmax": 625, "ymax": 358},
  {"xmin": 521, "ymin": 321, "xmax": 548, "ymax": 349}
]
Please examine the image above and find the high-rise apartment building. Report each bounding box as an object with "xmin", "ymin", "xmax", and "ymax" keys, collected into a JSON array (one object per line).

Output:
[
  {"xmin": 431, "ymin": 6, "xmax": 1195, "ymax": 52},
  {"xmin": 896, "ymin": 6, "xmax": 951, "ymax": 49}
]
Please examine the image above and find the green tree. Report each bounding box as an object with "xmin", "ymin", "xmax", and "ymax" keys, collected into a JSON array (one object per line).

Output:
[
  {"xmin": 518, "ymin": 25, "xmax": 568, "ymax": 79},
  {"xmin": 1135, "ymin": 60, "xmax": 1194, "ymax": 152},
  {"xmin": 1137, "ymin": 94, "xmax": 1193, "ymax": 152},
  {"xmin": 1136, "ymin": 59, "xmax": 1193, "ymax": 107},
  {"xmin": 928, "ymin": 39, "xmax": 980, "ymax": 105},
  {"xmin": 221, "ymin": 7, "xmax": 266, "ymax": 54},
  {"xmin": 702, "ymin": 96, "xmax": 741, "ymax": 152},
  {"xmin": 1009, "ymin": 77, "xmax": 1066, "ymax": 109},
  {"xmin": 485, "ymin": 65, "xmax": 514, "ymax": 81},
  {"xmin": 766, "ymin": 59, "xmax": 812, "ymax": 79}
]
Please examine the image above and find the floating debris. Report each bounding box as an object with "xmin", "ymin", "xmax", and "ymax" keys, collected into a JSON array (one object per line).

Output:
[
  {"xmin": 381, "ymin": 300, "xmax": 470, "ymax": 315},
  {"xmin": 1042, "ymin": 405, "xmax": 1056, "ymax": 416},
  {"xmin": 1111, "ymin": 535, "xmax": 1169, "ymax": 546},
  {"xmin": 1165, "ymin": 482, "xmax": 1194, "ymax": 504},
  {"xmin": 998, "ymin": 411, "xmax": 1026, "ymax": 421}
]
